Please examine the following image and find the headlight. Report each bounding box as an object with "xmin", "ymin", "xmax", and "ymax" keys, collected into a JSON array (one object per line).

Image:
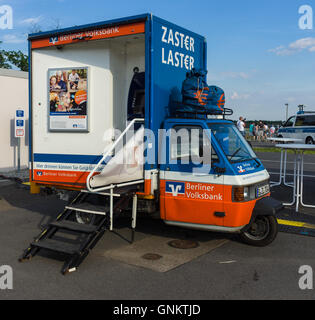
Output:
[
  {"xmin": 232, "ymin": 182, "xmax": 269, "ymax": 202},
  {"xmin": 244, "ymin": 186, "xmax": 249, "ymax": 199}
]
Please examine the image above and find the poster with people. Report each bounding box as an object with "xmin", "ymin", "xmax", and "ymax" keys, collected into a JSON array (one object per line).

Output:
[{"xmin": 48, "ymin": 67, "xmax": 88, "ymax": 131}]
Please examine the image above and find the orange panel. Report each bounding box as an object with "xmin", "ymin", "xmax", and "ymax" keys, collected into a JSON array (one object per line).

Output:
[
  {"xmin": 160, "ymin": 179, "xmax": 225, "ymax": 226},
  {"xmin": 222, "ymin": 185, "xmax": 254, "ymax": 227},
  {"xmin": 160, "ymin": 180, "xmax": 265, "ymax": 228},
  {"xmin": 31, "ymin": 169, "xmax": 104, "ymax": 191},
  {"xmin": 136, "ymin": 179, "xmax": 152, "ymax": 197},
  {"xmin": 223, "ymin": 186, "xmax": 273, "ymax": 227},
  {"xmin": 160, "ymin": 180, "xmax": 166, "ymax": 220},
  {"xmin": 31, "ymin": 22, "xmax": 145, "ymax": 49}
]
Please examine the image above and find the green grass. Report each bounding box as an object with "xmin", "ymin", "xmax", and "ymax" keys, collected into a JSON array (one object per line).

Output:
[{"xmin": 253, "ymin": 147, "xmax": 315, "ymax": 154}]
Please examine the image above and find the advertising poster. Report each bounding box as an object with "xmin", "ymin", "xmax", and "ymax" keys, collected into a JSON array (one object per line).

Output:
[{"xmin": 48, "ymin": 67, "xmax": 88, "ymax": 131}]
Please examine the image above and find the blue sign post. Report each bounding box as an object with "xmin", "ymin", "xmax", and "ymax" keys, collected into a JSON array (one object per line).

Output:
[{"xmin": 15, "ymin": 108, "xmax": 25, "ymax": 171}]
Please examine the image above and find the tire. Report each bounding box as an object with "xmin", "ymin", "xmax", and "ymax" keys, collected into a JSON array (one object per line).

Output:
[
  {"xmin": 306, "ymin": 137, "xmax": 314, "ymax": 145},
  {"xmin": 75, "ymin": 212, "xmax": 96, "ymax": 225},
  {"xmin": 239, "ymin": 215, "xmax": 278, "ymax": 247},
  {"xmin": 64, "ymin": 192, "xmax": 96, "ymax": 225}
]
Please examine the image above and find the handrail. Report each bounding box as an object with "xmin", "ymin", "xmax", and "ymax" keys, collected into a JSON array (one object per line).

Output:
[{"xmin": 86, "ymin": 118, "xmax": 145, "ymax": 193}]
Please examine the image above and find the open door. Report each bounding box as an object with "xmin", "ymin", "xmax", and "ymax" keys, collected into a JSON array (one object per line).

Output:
[{"xmin": 127, "ymin": 67, "xmax": 145, "ymax": 121}]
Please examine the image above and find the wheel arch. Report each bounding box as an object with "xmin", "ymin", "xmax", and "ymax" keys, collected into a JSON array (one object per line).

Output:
[{"xmin": 241, "ymin": 196, "xmax": 283, "ymax": 232}]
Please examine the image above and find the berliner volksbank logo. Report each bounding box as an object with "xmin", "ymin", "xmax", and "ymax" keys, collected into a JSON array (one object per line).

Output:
[
  {"xmin": 166, "ymin": 181, "xmax": 185, "ymax": 197},
  {"xmin": 49, "ymin": 36, "xmax": 59, "ymax": 44}
]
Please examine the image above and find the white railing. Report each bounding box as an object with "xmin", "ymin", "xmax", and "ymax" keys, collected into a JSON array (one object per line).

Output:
[{"xmin": 86, "ymin": 118, "xmax": 145, "ymax": 193}]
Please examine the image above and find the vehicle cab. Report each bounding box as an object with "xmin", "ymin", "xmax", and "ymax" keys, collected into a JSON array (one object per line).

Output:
[{"xmin": 160, "ymin": 118, "xmax": 282, "ymax": 246}]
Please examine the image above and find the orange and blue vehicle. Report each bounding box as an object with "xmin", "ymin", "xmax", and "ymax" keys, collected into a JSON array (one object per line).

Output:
[{"xmin": 21, "ymin": 13, "xmax": 283, "ymax": 274}]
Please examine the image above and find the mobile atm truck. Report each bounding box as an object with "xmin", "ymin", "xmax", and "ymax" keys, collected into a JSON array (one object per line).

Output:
[{"xmin": 20, "ymin": 14, "xmax": 283, "ymax": 274}]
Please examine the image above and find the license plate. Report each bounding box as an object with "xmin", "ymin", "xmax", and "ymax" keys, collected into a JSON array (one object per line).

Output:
[{"xmin": 256, "ymin": 184, "xmax": 270, "ymax": 198}]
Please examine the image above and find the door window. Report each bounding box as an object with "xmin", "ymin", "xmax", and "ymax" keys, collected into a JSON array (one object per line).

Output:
[
  {"xmin": 300, "ymin": 115, "xmax": 315, "ymax": 126},
  {"xmin": 169, "ymin": 126, "xmax": 217, "ymax": 165},
  {"xmin": 295, "ymin": 116, "xmax": 305, "ymax": 126},
  {"xmin": 283, "ymin": 116, "xmax": 295, "ymax": 127}
]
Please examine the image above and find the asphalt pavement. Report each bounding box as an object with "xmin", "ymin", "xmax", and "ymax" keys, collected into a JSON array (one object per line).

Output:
[{"xmin": 0, "ymin": 151, "xmax": 315, "ymax": 300}]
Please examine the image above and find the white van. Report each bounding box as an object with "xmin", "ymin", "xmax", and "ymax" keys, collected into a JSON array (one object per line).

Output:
[{"xmin": 278, "ymin": 112, "xmax": 315, "ymax": 144}]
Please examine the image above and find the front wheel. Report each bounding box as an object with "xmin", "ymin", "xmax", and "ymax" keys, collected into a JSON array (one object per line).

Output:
[
  {"xmin": 239, "ymin": 215, "xmax": 278, "ymax": 247},
  {"xmin": 306, "ymin": 137, "xmax": 314, "ymax": 145}
]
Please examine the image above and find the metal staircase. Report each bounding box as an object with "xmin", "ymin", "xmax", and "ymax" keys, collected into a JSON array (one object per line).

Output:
[{"xmin": 20, "ymin": 119, "xmax": 145, "ymax": 274}]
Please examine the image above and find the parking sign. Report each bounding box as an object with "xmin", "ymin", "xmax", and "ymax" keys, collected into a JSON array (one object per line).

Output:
[{"xmin": 15, "ymin": 107, "xmax": 25, "ymax": 138}]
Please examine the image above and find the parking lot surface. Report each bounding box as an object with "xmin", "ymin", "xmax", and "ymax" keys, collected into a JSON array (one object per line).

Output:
[{"xmin": 0, "ymin": 151, "xmax": 315, "ymax": 300}]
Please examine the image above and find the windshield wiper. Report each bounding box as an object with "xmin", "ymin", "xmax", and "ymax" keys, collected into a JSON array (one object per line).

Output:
[
  {"xmin": 228, "ymin": 147, "xmax": 242, "ymax": 161},
  {"xmin": 253, "ymin": 158, "xmax": 261, "ymax": 168},
  {"xmin": 229, "ymin": 146, "xmax": 255, "ymax": 163}
]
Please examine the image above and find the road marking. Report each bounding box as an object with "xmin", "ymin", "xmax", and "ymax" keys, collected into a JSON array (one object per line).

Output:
[{"xmin": 277, "ymin": 219, "xmax": 315, "ymax": 230}]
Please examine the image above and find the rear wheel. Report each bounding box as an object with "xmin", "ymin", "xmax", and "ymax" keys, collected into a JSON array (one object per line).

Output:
[
  {"xmin": 306, "ymin": 137, "xmax": 314, "ymax": 145},
  {"xmin": 75, "ymin": 212, "xmax": 96, "ymax": 225},
  {"xmin": 240, "ymin": 215, "xmax": 278, "ymax": 247}
]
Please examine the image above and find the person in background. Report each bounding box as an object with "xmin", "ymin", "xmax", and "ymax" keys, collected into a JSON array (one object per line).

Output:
[
  {"xmin": 258, "ymin": 121, "xmax": 264, "ymax": 141},
  {"xmin": 252, "ymin": 122, "xmax": 258, "ymax": 140},
  {"xmin": 237, "ymin": 116, "xmax": 246, "ymax": 137},
  {"xmin": 263, "ymin": 123, "xmax": 269, "ymax": 140},
  {"xmin": 249, "ymin": 122, "xmax": 254, "ymax": 139},
  {"xmin": 270, "ymin": 125, "xmax": 275, "ymax": 137}
]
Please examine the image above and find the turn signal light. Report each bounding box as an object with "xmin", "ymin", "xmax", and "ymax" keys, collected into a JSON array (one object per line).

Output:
[{"xmin": 234, "ymin": 187, "xmax": 245, "ymax": 202}]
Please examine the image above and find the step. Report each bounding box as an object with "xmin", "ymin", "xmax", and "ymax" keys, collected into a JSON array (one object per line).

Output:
[
  {"xmin": 66, "ymin": 203, "xmax": 107, "ymax": 215},
  {"xmin": 112, "ymin": 180, "xmax": 145, "ymax": 190},
  {"xmin": 49, "ymin": 220, "xmax": 98, "ymax": 234},
  {"xmin": 81, "ymin": 190, "xmax": 121, "ymax": 197},
  {"xmin": 113, "ymin": 184, "xmax": 144, "ymax": 195},
  {"xmin": 31, "ymin": 238, "xmax": 81, "ymax": 255}
]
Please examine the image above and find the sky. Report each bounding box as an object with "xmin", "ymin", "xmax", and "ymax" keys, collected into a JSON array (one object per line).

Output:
[{"xmin": 0, "ymin": 0, "xmax": 314, "ymax": 121}]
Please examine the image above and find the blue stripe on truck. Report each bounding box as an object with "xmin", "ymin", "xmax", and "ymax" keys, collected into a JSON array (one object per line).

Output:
[{"xmin": 33, "ymin": 153, "xmax": 109, "ymax": 164}]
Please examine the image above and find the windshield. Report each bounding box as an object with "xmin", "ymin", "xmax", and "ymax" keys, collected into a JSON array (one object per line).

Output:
[
  {"xmin": 208, "ymin": 123, "xmax": 257, "ymax": 163},
  {"xmin": 283, "ymin": 116, "xmax": 295, "ymax": 127}
]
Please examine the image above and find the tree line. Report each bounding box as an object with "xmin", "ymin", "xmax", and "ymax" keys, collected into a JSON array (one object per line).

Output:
[{"xmin": 0, "ymin": 41, "xmax": 28, "ymax": 72}]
